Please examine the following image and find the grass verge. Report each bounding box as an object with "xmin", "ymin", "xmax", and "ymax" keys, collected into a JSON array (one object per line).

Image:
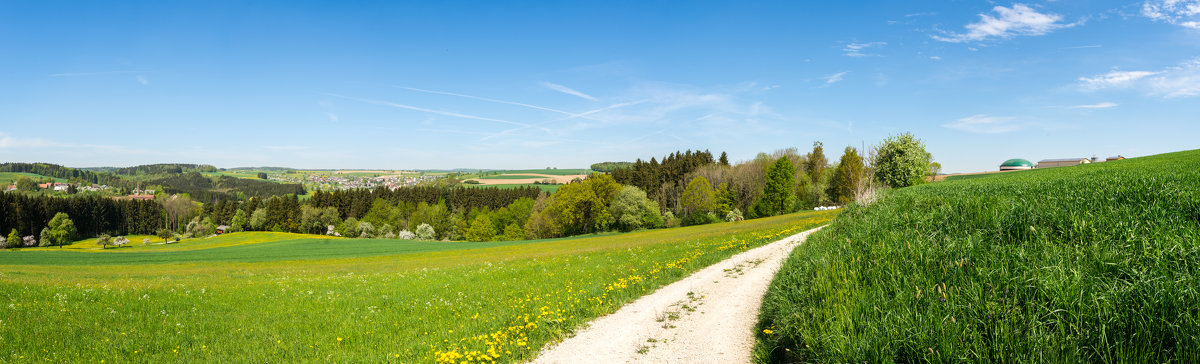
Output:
[{"xmin": 754, "ymin": 150, "xmax": 1200, "ymax": 362}]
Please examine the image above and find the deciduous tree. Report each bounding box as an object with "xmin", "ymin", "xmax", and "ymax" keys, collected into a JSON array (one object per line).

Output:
[
  {"xmin": 464, "ymin": 214, "xmax": 496, "ymax": 242},
  {"xmin": 6, "ymin": 229, "xmax": 18, "ymax": 249},
  {"xmin": 680, "ymin": 176, "xmax": 717, "ymax": 225},
  {"xmin": 608, "ymin": 186, "xmax": 662, "ymax": 232},
  {"xmin": 96, "ymin": 234, "xmax": 112, "ymax": 249},
  {"xmin": 39, "ymin": 227, "xmax": 52, "ymax": 247},
  {"xmin": 827, "ymin": 146, "xmax": 866, "ymax": 204},
  {"xmin": 47, "ymin": 212, "xmax": 76, "ymax": 246},
  {"xmin": 873, "ymin": 132, "xmax": 933, "ymax": 188}
]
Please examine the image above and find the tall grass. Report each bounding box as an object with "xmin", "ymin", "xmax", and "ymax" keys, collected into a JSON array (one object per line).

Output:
[
  {"xmin": 755, "ymin": 150, "xmax": 1200, "ymax": 362},
  {"xmin": 0, "ymin": 210, "xmax": 835, "ymax": 363}
]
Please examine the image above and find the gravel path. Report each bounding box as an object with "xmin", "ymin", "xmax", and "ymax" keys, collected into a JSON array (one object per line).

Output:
[{"xmin": 530, "ymin": 226, "xmax": 824, "ymax": 364}]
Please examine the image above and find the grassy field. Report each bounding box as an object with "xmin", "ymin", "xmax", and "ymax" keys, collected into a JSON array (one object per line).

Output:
[
  {"xmin": 755, "ymin": 150, "xmax": 1200, "ymax": 362},
  {"xmin": 1, "ymin": 210, "xmax": 836, "ymax": 363},
  {"xmin": 0, "ymin": 172, "xmax": 67, "ymax": 185},
  {"xmin": 18, "ymin": 232, "xmax": 341, "ymax": 254}
]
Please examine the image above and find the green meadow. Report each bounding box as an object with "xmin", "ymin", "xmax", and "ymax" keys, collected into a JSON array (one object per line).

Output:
[
  {"xmin": 756, "ymin": 150, "xmax": 1200, "ymax": 362},
  {"xmin": 1, "ymin": 210, "xmax": 836, "ymax": 363},
  {"xmin": 0, "ymin": 172, "xmax": 66, "ymax": 185}
]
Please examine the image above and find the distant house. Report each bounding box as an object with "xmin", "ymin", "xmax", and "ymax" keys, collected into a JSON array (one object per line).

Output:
[
  {"xmin": 216, "ymin": 225, "xmax": 230, "ymax": 234},
  {"xmin": 5, "ymin": 185, "xmax": 15, "ymax": 191},
  {"xmin": 1106, "ymin": 155, "xmax": 1126, "ymax": 162},
  {"xmin": 38, "ymin": 182, "xmax": 52, "ymax": 189},
  {"xmin": 1037, "ymin": 158, "xmax": 1091, "ymax": 169},
  {"xmin": 52, "ymin": 183, "xmax": 70, "ymax": 191}
]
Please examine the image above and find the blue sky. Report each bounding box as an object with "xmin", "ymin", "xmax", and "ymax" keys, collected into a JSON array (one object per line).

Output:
[{"xmin": 1, "ymin": 1, "xmax": 1197, "ymax": 173}]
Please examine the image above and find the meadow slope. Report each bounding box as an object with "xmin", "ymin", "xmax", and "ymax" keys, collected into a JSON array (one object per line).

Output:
[
  {"xmin": 755, "ymin": 150, "xmax": 1200, "ymax": 362},
  {"xmin": 1, "ymin": 210, "xmax": 835, "ymax": 363}
]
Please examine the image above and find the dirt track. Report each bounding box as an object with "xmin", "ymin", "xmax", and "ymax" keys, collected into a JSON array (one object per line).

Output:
[{"xmin": 530, "ymin": 226, "xmax": 824, "ymax": 364}]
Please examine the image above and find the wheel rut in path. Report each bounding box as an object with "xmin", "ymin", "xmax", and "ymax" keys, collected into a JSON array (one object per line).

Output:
[{"xmin": 530, "ymin": 226, "xmax": 824, "ymax": 364}]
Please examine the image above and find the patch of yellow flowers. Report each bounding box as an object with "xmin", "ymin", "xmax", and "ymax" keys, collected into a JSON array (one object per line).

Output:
[{"xmin": 433, "ymin": 223, "xmax": 813, "ymax": 363}]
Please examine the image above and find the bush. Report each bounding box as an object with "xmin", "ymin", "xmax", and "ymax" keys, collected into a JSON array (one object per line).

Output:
[
  {"xmin": 872, "ymin": 132, "xmax": 932, "ymax": 188},
  {"xmin": 725, "ymin": 208, "xmax": 744, "ymax": 222},
  {"xmin": 415, "ymin": 223, "xmax": 436, "ymax": 241},
  {"xmin": 396, "ymin": 230, "xmax": 415, "ymax": 240}
]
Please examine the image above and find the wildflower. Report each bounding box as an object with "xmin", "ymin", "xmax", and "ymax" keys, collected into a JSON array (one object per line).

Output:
[{"xmin": 762, "ymin": 329, "xmax": 774, "ymax": 334}]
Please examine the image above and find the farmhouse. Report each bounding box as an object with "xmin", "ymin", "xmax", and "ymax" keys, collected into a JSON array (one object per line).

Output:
[
  {"xmin": 1037, "ymin": 158, "xmax": 1091, "ymax": 169},
  {"xmin": 1106, "ymin": 155, "xmax": 1126, "ymax": 162},
  {"xmin": 999, "ymin": 159, "xmax": 1034, "ymax": 171},
  {"xmin": 216, "ymin": 225, "xmax": 230, "ymax": 234}
]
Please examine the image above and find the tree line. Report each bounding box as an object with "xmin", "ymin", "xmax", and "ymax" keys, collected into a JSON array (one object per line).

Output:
[
  {"xmin": 145, "ymin": 172, "xmax": 306, "ymax": 202},
  {"xmin": 1, "ymin": 133, "xmax": 934, "ymax": 248},
  {"xmin": 0, "ymin": 163, "xmax": 125, "ymax": 186},
  {"xmin": 0, "ymin": 192, "xmax": 163, "ymax": 247}
]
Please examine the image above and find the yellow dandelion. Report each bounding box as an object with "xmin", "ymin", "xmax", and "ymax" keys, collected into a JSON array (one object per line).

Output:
[{"xmin": 763, "ymin": 329, "xmax": 774, "ymax": 334}]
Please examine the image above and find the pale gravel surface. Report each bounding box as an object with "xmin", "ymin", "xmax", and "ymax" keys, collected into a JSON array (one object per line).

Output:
[{"xmin": 529, "ymin": 226, "xmax": 824, "ymax": 364}]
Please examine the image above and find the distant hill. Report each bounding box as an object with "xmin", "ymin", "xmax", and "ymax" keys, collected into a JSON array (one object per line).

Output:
[
  {"xmin": 227, "ymin": 166, "xmax": 296, "ymax": 172},
  {"xmin": 1, "ymin": 162, "xmax": 304, "ymax": 202}
]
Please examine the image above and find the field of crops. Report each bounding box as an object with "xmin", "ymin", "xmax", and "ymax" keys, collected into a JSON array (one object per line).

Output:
[
  {"xmin": 755, "ymin": 150, "xmax": 1200, "ymax": 362},
  {"xmin": 494, "ymin": 169, "xmax": 593, "ymax": 176},
  {"xmin": 1, "ymin": 210, "xmax": 835, "ymax": 363},
  {"xmin": 477, "ymin": 174, "xmax": 550, "ymax": 180}
]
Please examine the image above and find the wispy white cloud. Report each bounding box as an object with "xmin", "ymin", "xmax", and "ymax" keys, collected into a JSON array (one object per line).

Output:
[
  {"xmin": 263, "ymin": 145, "xmax": 311, "ymax": 151},
  {"xmin": 479, "ymin": 99, "xmax": 650, "ymax": 141},
  {"xmin": 933, "ymin": 4, "xmax": 1072, "ymax": 43},
  {"xmin": 541, "ymin": 82, "xmax": 598, "ymax": 101},
  {"xmin": 1079, "ymin": 58, "xmax": 1200, "ymax": 97},
  {"xmin": 399, "ymin": 86, "xmax": 583, "ymax": 116},
  {"xmin": 50, "ymin": 70, "xmax": 147, "ymax": 77},
  {"xmin": 1142, "ymin": 0, "xmax": 1200, "ymax": 29},
  {"xmin": 930, "ymin": 56, "xmax": 943, "ymax": 60},
  {"xmin": 0, "ymin": 132, "xmax": 60, "ymax": 148},
  {"xmin": 824, "ymin": 71, "xmax": 849, "ymax": 84},
  {"xmin": 942, "ymin": 115, "xmax": 1024, "ymax": 133},
  {"xmin": 325, "ymin": 93, "xmax": 549, "ymax": 130},
  {"xmin": 136, "ymin": 75, "xmax": 149, "ymax": 85},
  {"xmin": 843, "ymin": 42, "xmax": 886, "ymax": 57},
  {"xmin": 326, "ymin": 112, "xmax": 340, "ymax": 123},
  {"xmin": 1070, "ymin": 102, "xmax": 1119, "ymax": 109},
  {"xmin": 0, "ymin": 131, "xmax": 147, "ymax": 153},
  {"xmin": 1079, "ymin": 70, "xmax": 1162, "ymax": 89}
]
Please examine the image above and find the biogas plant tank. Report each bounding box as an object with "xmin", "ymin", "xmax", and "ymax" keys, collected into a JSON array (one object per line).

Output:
[{"xmin": 999, "ymin": 159, "xmax": 1034, "ymax": 171}]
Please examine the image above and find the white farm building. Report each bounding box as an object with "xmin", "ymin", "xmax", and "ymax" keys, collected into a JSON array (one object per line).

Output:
[{"xmin": 1036, "ymin": 158, "xmax": 1091, "ymax": 169}]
